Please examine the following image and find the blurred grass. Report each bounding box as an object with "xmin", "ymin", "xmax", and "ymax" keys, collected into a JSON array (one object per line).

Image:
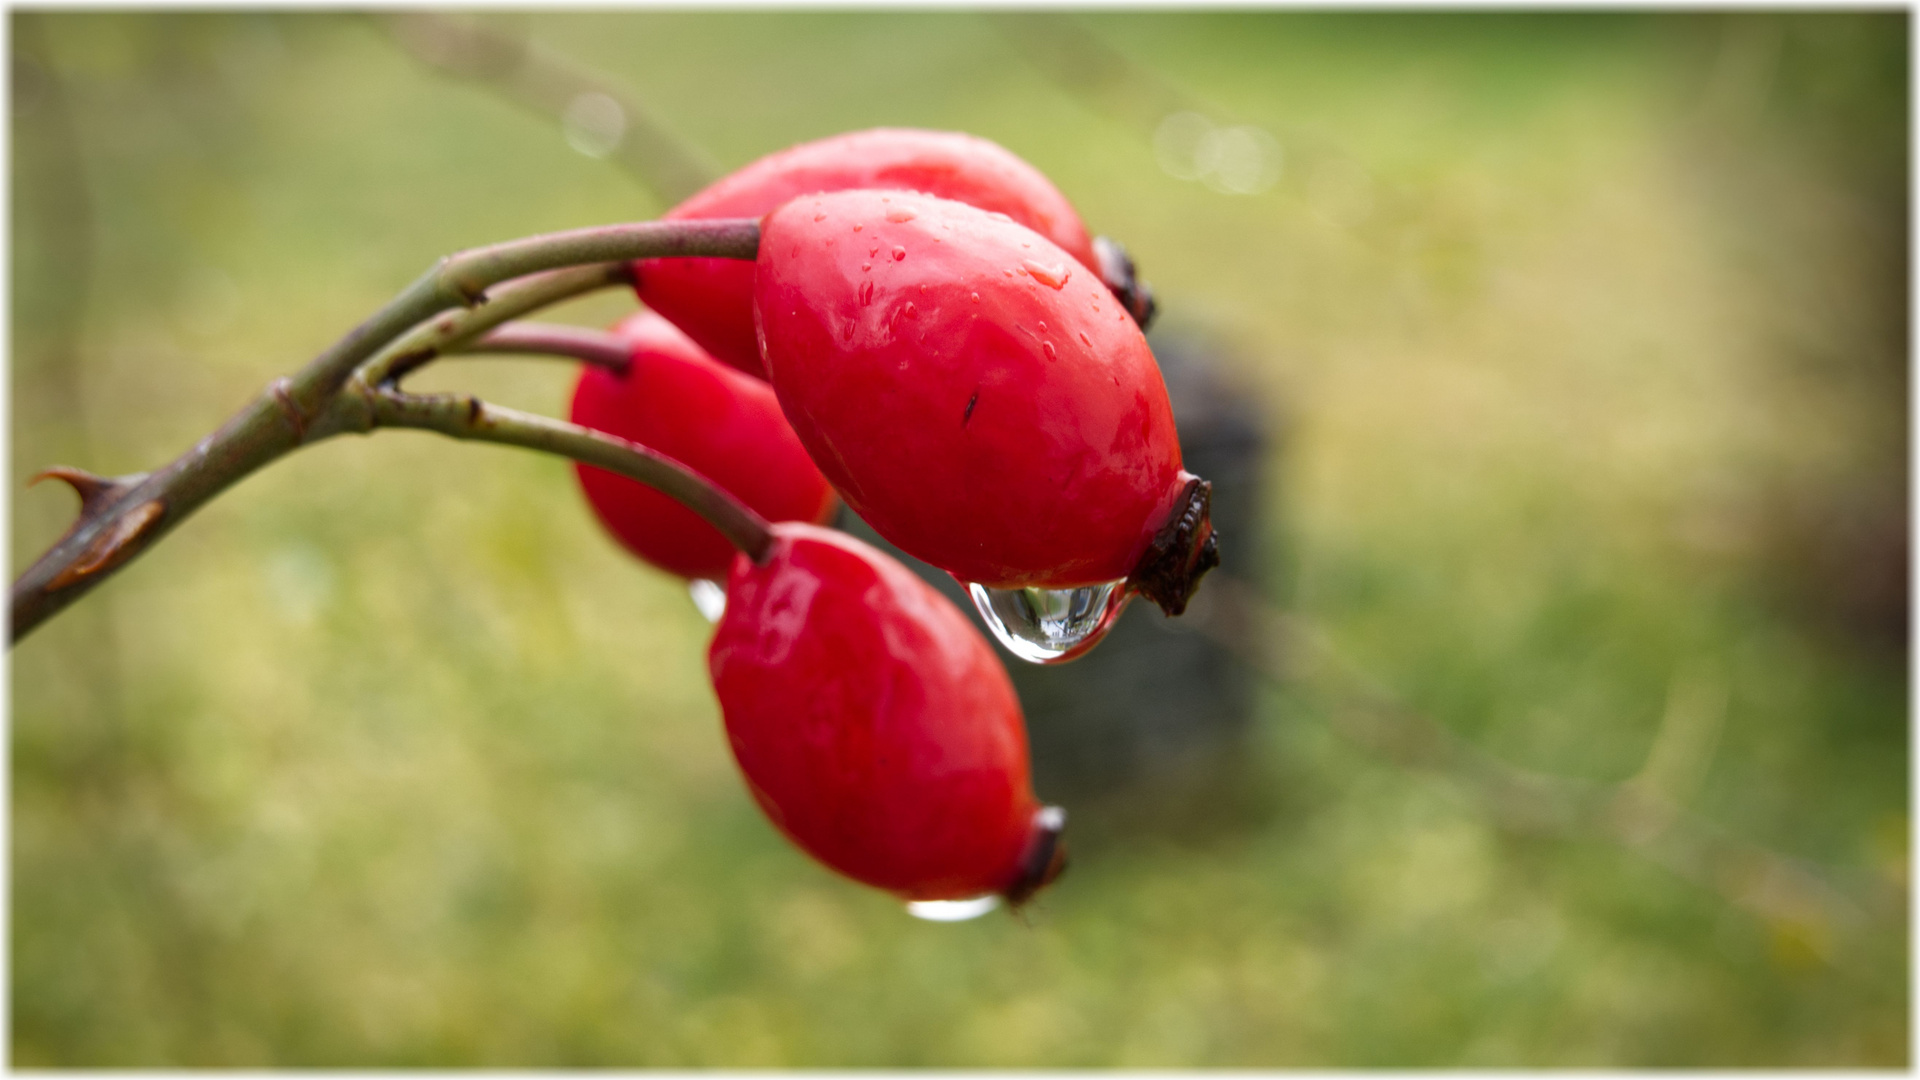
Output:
[{"xmin": 10, "ymin": 10, "xmax": 1908, "ymax": 1065}]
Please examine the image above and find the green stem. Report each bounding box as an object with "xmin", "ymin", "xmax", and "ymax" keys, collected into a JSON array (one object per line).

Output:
[
  {"xmin": 458, "ymin": 323, "xmax": 632, "ymax": 373},
  {"xmin": 368, "ymin": 388, "xmax": 774, "ymax": 562},
  {"xmin": 354, "ymin": 262, "xmax": 633, "ymax": 390}
]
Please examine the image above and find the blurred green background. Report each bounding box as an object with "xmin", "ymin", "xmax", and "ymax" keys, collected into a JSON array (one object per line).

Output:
[{"xmin": 10, "ymin": 10, "xmax": 1908, "ymax": 1066}]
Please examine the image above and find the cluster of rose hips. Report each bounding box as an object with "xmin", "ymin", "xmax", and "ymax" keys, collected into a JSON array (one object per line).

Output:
[{"xmin": 567, "ymin": 129, "xmax": 1216, "ymax": 915}]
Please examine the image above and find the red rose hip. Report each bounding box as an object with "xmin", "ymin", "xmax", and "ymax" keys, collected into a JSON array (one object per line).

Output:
[
  {"xmin": 636, "ymin": 128, "xmax": 1101, "ymax": 377},
  {"xmin": 568, "ymin": 311, "xmax": 837, "ymax": 583},
  {"xmin": 753, "ymin": 189, "xmax": 1217, "ymax": 627},
  {"xmin": 709, "ymin": 523, "xmax": 1066, "ymax": 905}
]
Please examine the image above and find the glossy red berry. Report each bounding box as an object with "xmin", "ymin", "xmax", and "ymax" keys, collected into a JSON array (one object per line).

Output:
[
  {"xmin": 709, "ymin": 522, "xmax": 1066, "ymax": 903},
  {"xmin": 753, "ymin": 189, "xmax": 1216, "ymax": 615},
  {"xmin": 636, "ymin": 128, "xmax": 1100, "ymax": 377},
  {"xmin": 568, "ymin": 311, "xmax": 837, "ymax": 582}
]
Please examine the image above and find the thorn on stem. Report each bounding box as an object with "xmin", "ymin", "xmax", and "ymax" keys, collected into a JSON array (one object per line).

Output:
[{"xmin": 30, "ymin": 466, "xmax": 130, "ymax": 515}]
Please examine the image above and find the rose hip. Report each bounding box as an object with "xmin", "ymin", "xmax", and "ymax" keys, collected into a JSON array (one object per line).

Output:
[
  {"xmin": 753, "ymin": 189, "xmax": 1217, "ymax": 616},
  {"xmin": 709, "ymin": 522, "xmax": 1066, "ymax": 904},
  {"xmin": 568, "ymin": 311, "xmax": 836, "ymax": 582},
  {"xmin": 635, "ymin": 128, "xmax": 1100, "ymax": 377}
]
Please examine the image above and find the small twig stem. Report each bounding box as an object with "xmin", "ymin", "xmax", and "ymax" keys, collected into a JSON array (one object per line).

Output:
[
  {"xmin": 368, "ymin": 388, "xmax": 773, "ymax": 562},
  {"xmin": 356, "ymin": 262, "xmax": 633, "ymax": 389},
  {"xmin": 460, "ymin": 323, "xmax": 632, "ymax": 372},
  {"xmin": 12, "ymin": 218, "xmax": 759, "ymax": 643}
]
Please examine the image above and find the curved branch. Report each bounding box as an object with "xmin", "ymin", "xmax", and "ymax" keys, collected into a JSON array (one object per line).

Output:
[
  {"xmin": 459, "ymin": 323, "xmax": 632, "ymax": 372},
  {"xmin": 12, "ymin": 218, "xmax": 759, "ymax": 644},
  {"xmin": 368, "ymin": 388, "xmax": 773, "ymax": 562},
  {"xmin": 282, "ymin": 217, "xmax": 756, "ymax": 420}
]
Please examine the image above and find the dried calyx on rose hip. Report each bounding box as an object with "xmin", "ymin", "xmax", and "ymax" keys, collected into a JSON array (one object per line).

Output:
[
  {"xmin": 569, "ymin": 311, "xmax": 837, "ymax": 612},
  {"xmin": 753, "ymin": 189, "xmax": 1218, "ymax": 660},
  {"xmin": 709, "ymin": 523, "xmax": 1067, "ymax": 915},
  {"xmin": 635, "ymin": 127, "xmax": 1152, "ymax": 378}
]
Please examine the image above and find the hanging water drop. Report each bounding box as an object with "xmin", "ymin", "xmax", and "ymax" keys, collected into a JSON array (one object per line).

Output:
[
  {"xmin": 967, "ymin": 580, "xmax": 1130, "ymax": 664},
  {"xmin": 689, "ymin": 578, "xmax": 727, "ymax": 623},
  {"xmin": 905, "ymin": 894, "xmax": 1002, "ymax": 922}
]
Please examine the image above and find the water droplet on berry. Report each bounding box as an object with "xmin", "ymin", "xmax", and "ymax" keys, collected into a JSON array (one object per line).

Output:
[
  {"xmin": 967, "ymin": 580, "xmax": 1130, "ymax": 664},
  {"xmin": 813, "ymin": 212, "xmax": 827, "ymax": 222},
  {"xmin": 1043, "ymin": 341, "xmax": 1056, "ymax": 360},
  {"xmin": 859, "ymin": 280, "xmax": 875, "ymax": 306},
  {"xmin": 905, "ymin": 895, "xmax": 1001, "ymax": 922},
  {"xmin": 891, "ymin": 246, "xmax": 907, "ymax": 261},
  {"xmin": 689, "ymin": 578, "xmax": 727, "ymax": 622},
  {"xmin": 886, "ymin": 207, "xmax": 916, "ymax": 223},
  {"xmin": 1079, "ymin": 332, "xmax": 1093, "ymax": 348},
  {"xmin": 862, "ymin": 262, "xmax": 872, "ymax": 272},
  {"xmin": 1037, "ymin": 320, "xmax": 1047, "ymax": 332},
  {"xmin": 853, "ymin": 223, "xmax": 864, "ymax": 232},
  {"xmin": 1023, "ymin": 260, "xmax": 1070, "ymax": 289}
]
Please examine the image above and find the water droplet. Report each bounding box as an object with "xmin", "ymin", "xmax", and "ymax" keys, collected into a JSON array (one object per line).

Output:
[
  {"xmin": 904, "ymin": 302, "xmax": 917, "ymax": 317},
  {"xmin": 870, "ymin": 246, "xmax": 880, "ymax": 256},
  {"xmin": 859, "ymin": 280, "xmax": 875, "ymax": 306},
  {"xmin": 853, "ymin": 222, "xmax": 864, "ymax": 232},
  {"xmin": 906, "ymin": 895, "xmax": 1001, "ymax": 922},
  {"xmin": 862, "ymin": 262, "xmax": 872, "ymax": 272},
  {"xmin": 1079, "ymin": 332, "xmax": 1093, "ymax": 348},
  {"xmin": 1042, "ymin": 341, "xmax": 1056, "ymax": 360},
  {"xmin": 886, "ymin": 207, "xmax": 916, "ymax": 223},
  {"xmin": 967, "ymin": 580, "xmax": 1130, "ymax": 664},
  {"xmin": 813, "ymin": 212, "xmax": 827, "ymax": 222},
  {"xmin": 971, "ymin": 292, "xmax": 980, "ymax": 303},
  {"xmin": 1037, "ymin": 320, "xmax": 1047, "ymax": 332},
  {"xmin": 689, "ymin": 579, "xmax": 726, "ymax": 622},
  {"xmin": 1023, "ymin": 260, "xmax": 1070, "ymax": 289},
  {"xmin": 891, "ymin": 246, "xmax": 907, "ymax": 261}
]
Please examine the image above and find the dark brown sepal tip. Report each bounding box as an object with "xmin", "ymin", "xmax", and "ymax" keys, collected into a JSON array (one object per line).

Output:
[
  {"xmin": 1003, "ymin": 805, "xmax": 1069, "ymax": 909},
  {"xmin": 1093, "ymin": 235, "xmax": 1157, "ymax": 332},
  {"xmin": 1131, "ymin": 475, "xmax": 1219, "ymax": 618}
]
